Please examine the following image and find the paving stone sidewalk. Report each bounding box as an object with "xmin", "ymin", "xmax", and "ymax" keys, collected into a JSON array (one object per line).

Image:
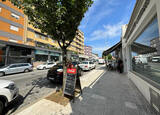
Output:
[{"xmin": 71, "ymin": 71, "xmax": 158, "ymax": 115}]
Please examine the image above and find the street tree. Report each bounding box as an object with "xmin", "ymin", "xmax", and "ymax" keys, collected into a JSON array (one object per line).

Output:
[
  {"xmin": 3, "ymin": 0, "xmax": 93, "ymax": 95},
  {"xmin": 107, "ymin": 54, "xmax": 112, "ymax": 60}
]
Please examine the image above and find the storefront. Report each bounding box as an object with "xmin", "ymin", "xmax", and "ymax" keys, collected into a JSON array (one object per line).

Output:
[
  {"xmin": 0, "ymin": 41, "xmax": 34, "ymax": 67},
  {"xmin": 0, "ymin": 43, "xmax": 6, "ymax": 67},
  {"xmin": 49, "ymin": 52, "xmax": 60, "ymax": 62},
  {"xmin": 35, "ymin": 49, "xmax": 60, "ymax": 62},
  {"xmin": 123, "ymin": 0, "xmax": 160, "ymax": 113}
]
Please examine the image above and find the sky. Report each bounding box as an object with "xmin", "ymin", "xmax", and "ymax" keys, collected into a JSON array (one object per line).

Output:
[{"xmin": 79, "ymin": 0, "xmax": 136, "ymax": 57}]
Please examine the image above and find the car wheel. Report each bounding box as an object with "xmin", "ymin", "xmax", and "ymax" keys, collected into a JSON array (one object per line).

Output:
[
  {"xmin": 0, "ymin": 100, "xmax": 4, "ymax": 115},
  {"xmin": 43, "ymin": 67, "xmax": 46, "ymax": 70},
  {"xmin": 0, "ymin": 72, "xmax": 4, "ymax": 77},
  {"xmin": 24, "ymin": 69, "xmax": 29, "ymax": 73}
]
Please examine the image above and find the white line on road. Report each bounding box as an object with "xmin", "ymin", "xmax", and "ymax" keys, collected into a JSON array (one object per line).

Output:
[{"xmin": 89, "ymin": 70, "xmax": 106, "ymax": 88}]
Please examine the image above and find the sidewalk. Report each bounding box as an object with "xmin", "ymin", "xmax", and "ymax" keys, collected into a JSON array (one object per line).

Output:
[
  {"xmin": 71, "ymin": 71, "xmax": 157, "ymax": 115},
  {"xmin": 15, "ymin": 68, "xmax": 157, "ymax": 115}
]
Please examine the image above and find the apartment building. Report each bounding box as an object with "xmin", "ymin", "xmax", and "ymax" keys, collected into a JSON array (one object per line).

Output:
[
  {"xmin": 69, "ymin": 29, "xmax": 84, "ymax": 54},
  {"xmin": 25, "ymin": 21, "xmax": 61, "ymax": 63},
  {"xmin": 0, "ymin": 0, "xmax": 85, "ymax": 67},
  {"xmin": 26, "ymin": 24, "xmax": 84, "ymax": 63},
  {"xmin": 84, "ymin": 45, "xmax": 92, "ymax": 58},
  {"xmin": 0, "ymin": 0, "xmax": 34, "ymax": 67}
]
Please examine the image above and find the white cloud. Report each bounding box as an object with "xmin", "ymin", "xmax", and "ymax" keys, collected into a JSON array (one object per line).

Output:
[
  {"xmin": 92, "ymin": 45, "xmax": 111, "ymax": 57},
  {"xmin": 93, "ymin": 46, "xmax": 109, "ymax": 52},
  {"xmin": 79, "ymin": 0, "xmax": 116, "ymax": 29},
  {"xmin": 87, "ymin": 20, "xmax": 125, "ymax": 41}
]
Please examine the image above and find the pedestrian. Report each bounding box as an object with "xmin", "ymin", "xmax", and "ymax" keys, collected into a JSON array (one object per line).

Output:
[{"xmin": 117, "ymin": 58, "xmax": 123, "ymax": 73}]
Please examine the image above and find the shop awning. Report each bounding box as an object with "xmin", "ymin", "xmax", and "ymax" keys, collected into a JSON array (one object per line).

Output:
[
  {"xmin": 50, "ymin": 52, "xmax": 60, "ymax": 56},
  {"xmin": 35, "ymin": 50, "xmax": 49, "ymax": 55},
  {"xmin": 103, "ymin": 41, "xmax": 122, "ymax": 56},
  {"xmin": 131, "ymin": 42, "xmax": 157, "ymax": 54}
]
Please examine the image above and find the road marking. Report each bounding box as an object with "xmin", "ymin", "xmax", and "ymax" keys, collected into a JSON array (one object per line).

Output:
[
  {"xmin": 89, "ymin": 70, "xmax": 106, "ymax": 88},
  {"xmin": 125, "ymin": 102, "xmax": 137, "ymax": 109}
]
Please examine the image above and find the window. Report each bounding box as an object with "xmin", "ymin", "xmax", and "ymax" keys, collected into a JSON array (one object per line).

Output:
[
  {"xmin": 11, "ymin": 13, "xmax": 20, "ymax": 19},
  {"xmin": 9, "ymin": 64, "xmax": 17, "ymax": 68},
  {"xmin": 41, "ymin": 36, "xmax": 45, "ymax": 40},
  {"xmin": 131, "ymin": 16, "xmax": 160, "ymax": 84},
  {"xmin": 35, "ymin": 33, "xmax": 40, "ymax": 38},
  {"xmin": 82, "ymin": 62, "xmax": 88, "ymax": 64},
  {"xmin": 10, "ymin": 25, "xmax": 19, "ymax": 31},
  {"xmin": 27, "ymin": 38, "xmax": 34, "ymax": 43}
]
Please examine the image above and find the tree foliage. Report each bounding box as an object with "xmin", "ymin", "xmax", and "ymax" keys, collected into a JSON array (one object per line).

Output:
[
  {"xmin": 107, "ymin": 54, "xmax": 112, "ymax": 60},
  {"xmin": 5, "ymin": 0, "xmax": 93, "ymax": 49}
]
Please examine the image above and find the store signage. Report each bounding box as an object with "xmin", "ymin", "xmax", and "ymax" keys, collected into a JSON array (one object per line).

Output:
[
  {"xmin": 64, "ymin": 68, "xmax": 77, "ymax": 96},
  {"xmin": 64, "ymin": 67, "xmax": 82, "ymax": 102}
]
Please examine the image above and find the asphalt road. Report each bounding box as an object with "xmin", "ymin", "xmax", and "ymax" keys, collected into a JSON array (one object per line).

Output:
[
  {"xmin": 0, "ymin": 69, "xmax": 58, "ymax": 115},
  {"xmin": 0, "ymin": 64, "xmax": 103, "ymax": 115}
]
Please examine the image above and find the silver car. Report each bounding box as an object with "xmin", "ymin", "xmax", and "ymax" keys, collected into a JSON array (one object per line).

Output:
[{"xmin": 0, "ymin": 63, "xmax": 33, "ymax": 77}]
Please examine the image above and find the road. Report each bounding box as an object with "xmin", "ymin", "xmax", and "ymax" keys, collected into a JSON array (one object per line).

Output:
[
  {"xmin": 0, "ymin": 64, "xmax": 103, "ymax": 115},
  {"xmin": 0, "ymin": 70, "xmax": 57, "ymax": 115}
]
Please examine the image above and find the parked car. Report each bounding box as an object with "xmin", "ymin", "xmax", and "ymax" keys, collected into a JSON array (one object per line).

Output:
[
  {"xmin": 79, "ymin": 61, "xmax": 96, "ymax": 71},
  {"xmin": 37, "ymin": 62, "xmax": 56, "ymax": 70},
  {"xmin": 98, "ymin": 59, "xmax": 105, "ymax": 64},
  {"xmin": 152, "ymin": 56, "xmax": 160, "ymax": 63},
  {"xmin": 0, "ymin": 80, "xmax": 19, "ymax": 114},
  {"xmin": 0, "ymin": 63, "xmax": 33, "ymax": 77},
  {"xmin": 47, "ymin": 62, "xmax": 82, "ymax": 83}
]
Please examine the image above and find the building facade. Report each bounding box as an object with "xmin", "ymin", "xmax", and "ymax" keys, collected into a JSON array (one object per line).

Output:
[
  {"xmin": 0, "ymin": 0, "xmax": 34, "ymax": 67},
  {"xmin": 84, "ymin": 45, "xmax": 92, "ymax": 58},
  {"xmin": 0, "ymin": 0, "xmax": 85, "ymax": 67},
  {"xmin": 26, "ymin": 22, "xmax": 61, "ymax": 64},
  {"xmin": 68, "ymin": 29, "xmax": 84, "ymax": 54},
  {"xmin": 122, "ymin": 0, "xmax": 160, "ymax": 113}
]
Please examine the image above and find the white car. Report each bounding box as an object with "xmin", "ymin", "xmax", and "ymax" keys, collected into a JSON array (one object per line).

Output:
[
  {"xmin": 98, "ymin": 59, "xmax": 105, "ymax": 64},
  {"xmin": 0, "ymin": 63, "xmax": 33, "ymax": 77},
  {"xmin": 152, "ymin": 56, "xmax": 160, "ymax": 63},
  {"xmin": 0, "ymin": 80, "xmax": 19, "ymax": 114},
  {"xmin": 79, "ymin": 61, "xmax": 96, "ymax": 71},
  {"xmin": 37, "ymin": 62, "xmax": 56, "ymax": 70}
]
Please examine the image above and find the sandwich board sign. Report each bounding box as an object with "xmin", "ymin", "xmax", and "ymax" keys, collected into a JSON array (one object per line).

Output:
[{"xmin": 64, "ymin": 67, "xmax": 82, "ymax": 102}]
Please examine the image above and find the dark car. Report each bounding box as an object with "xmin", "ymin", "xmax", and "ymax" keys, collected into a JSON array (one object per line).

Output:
[{"xmin": 47, "ymin": 62, "xmax": 83, "ymax": 83}]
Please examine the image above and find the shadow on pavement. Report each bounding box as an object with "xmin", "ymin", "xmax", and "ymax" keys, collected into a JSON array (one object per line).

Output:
[{"xmin": 5, "ymin": 77, "xmax": 61, "ymax": 115}]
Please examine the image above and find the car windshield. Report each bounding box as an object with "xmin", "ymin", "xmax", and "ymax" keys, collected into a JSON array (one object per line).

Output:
[{"xmin": 82, "ymin": 62, "xmax": 88, "ymax": 64}]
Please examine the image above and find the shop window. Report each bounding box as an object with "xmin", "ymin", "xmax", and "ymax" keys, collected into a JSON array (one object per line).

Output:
[
  {"xmin": 11, "ymin": 13, "xmax": 20, "ymax": 19},
  {"xmin": 131, "ymin": 16, "xmax": 160, "ymax": 84},
  {"xmin": 10, "ymin": 25, "xmax": 19, "ymax": 31}
]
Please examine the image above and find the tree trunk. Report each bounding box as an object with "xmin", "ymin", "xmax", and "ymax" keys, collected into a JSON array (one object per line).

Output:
[{"xmin": 62, "ymin": 48, "xmax": 67, "ymax": 96}]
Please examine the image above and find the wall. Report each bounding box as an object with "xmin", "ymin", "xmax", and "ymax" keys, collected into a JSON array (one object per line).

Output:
[
  {"xmin": 0, "ymin": 0, "xmax": 25, "ymax": 44},
  {"xmin": 124, "ymin": 0, "xmax": 160, "ymax": 113}
]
